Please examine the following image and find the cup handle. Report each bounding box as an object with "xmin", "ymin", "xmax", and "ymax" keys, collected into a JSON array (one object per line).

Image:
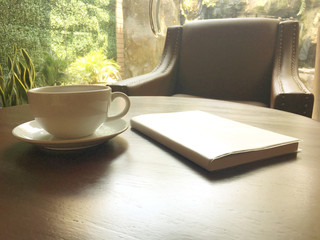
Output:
[{"xmin": 107, "ymin": 92, "xmax": 131, "ymax": 121}]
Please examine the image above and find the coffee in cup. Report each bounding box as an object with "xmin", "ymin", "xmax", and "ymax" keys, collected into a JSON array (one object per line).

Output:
[{"xmin": 27, "ymin": 85, "xmax": 130, "ymax": 139}]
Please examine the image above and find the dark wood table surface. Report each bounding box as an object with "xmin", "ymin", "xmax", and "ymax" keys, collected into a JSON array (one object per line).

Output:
[{"xmin": 1, "ymin": 96, "xmax": 320, "ymax": 240}]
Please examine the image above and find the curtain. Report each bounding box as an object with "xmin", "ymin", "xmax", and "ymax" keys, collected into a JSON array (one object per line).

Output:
[{"xmin": 313, "ymin": 26, "xmax": 320, "ymax": 120}]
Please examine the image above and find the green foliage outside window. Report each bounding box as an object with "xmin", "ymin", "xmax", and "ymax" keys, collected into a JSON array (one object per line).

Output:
[
  {"xmin": 37, "ymin": 52, "xmax": 68, "ymax": 86},
  {"xmin": 0, "ymin": 44, "xmax": 35, "ymax": 107},
  {"xmin": 180, "ymin": 0, "xmax": 307, "ymax": 20},
  {"xmin": 0, "ymin": 0, "xmax": 117, "ymax": 86},
  {"xmin": 66, "ymin": 50, "xmax": 121, "ymax": 85}
]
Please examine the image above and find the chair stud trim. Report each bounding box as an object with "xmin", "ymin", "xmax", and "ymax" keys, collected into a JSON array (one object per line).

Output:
[
  {"xmin": 151, "ymin": 26, "xmax": 182, "ymax": 74},
  {"xmin": 277, "ymin": 23, "xmax": 285, "ymax": 93},
  {"xmin": 291, "ymin": 22, "xmax": 307, "ymax": 93}
]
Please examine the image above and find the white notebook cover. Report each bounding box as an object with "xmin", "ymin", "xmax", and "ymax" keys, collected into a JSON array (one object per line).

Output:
[{"xmin": 130, "ymin": 111, "xmax": 299, "ymax": 171}]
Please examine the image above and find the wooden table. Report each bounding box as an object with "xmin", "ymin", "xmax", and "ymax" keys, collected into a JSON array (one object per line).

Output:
[{"xmin": 1, "ymin": 96, "xmax": 320, "ymax": 240}]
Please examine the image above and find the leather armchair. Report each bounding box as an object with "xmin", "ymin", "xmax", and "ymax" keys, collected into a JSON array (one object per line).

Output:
[{"xmin": 110, "ymin": 18, "xmax": 314, "ymax": 117}]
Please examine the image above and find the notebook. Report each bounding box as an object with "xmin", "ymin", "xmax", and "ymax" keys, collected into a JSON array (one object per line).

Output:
[{"xmin": 130, "ymin": 111, "xmax": 299, "ymax": 171}]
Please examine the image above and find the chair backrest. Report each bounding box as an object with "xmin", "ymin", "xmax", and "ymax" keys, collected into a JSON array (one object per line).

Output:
[{"xmin": 176, "ymin": 18, "xmax": 280, "ymax": 105}]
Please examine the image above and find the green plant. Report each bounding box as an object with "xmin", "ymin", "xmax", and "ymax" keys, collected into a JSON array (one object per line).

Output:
[
  {"xmin": 297, "ymin": 0, "xmax": 306, "ymax": 16},
  {"xmin": 0, "ymin": 44, "xmax": 35, "ymax": 107},
  {"xmin": 66, "ymin": 50, "xmax": 121, "ymax": 85},
  {"xmin": 180, "ymin": 0, "xmax": 204, "ymax": 20},
  {"xmin": 37, "ymin": 52, "xmax": 67, "ymax": 86}
]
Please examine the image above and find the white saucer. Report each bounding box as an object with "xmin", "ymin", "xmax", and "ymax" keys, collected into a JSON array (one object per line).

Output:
[{"xmin": 12, "ymin": 119, "xmax": 128, "ymax": 150}]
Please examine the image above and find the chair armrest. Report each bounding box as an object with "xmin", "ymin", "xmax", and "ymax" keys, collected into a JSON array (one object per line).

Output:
[
  {"xmin": 271, "ymin": 20, "xmax": 314, "ymax": 117},
  {"xmin": 110, "ymin": 71, "xmax": 176, "ymax": 96},
  {"xmin": 110, "ymin": 25, "xmax": 182, "ymax": 96}
]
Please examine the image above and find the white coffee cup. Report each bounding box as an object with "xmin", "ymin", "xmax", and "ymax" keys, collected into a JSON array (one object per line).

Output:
[{"xmin": 27, "ymin": 85, "xmax": 130, "ymax": 139}]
